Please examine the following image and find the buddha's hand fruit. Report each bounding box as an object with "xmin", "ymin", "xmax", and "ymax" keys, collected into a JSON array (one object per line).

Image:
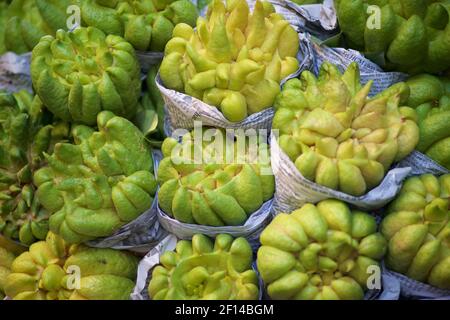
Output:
[
  {"xmin": 81, "ymin": 0, "xmax": 198, "ymax": 52},
  {"xmin": 0, "ymin": 91, "xmax": 70, "ymax": 245},
  {"xmin": 31, "ymin": 27, "xmax": 141, "ymax": 126},
  {"xmin": 34, "ymin": 111, "xmax": 157, "ymax": 244},
  {"xmin": 381, "ymin": 174, "xmax": 450, "ymax": 290},
  {"xmin": 335, "ymin": 0, "xmax": 450, "ymax": 74},
  {"xmin": 4, "ymin": 0, "xmax": 72, "ymax": 54},
  {"xmin": 272, "ymin": 62, "xmax": 419, "ymax": 196},
  {"xmin": 405, "ymin": 74, "xmax": 450, "ymax": 170},
  {"xmin": 257, "ymin": 199, "xmax": 387, "ymax": 300},
  {"xmin": 157, "ymin": 129, "xmax": 274, "ymax": 226},
  {"xmin": 148, "ymin": 234, "xmax": 259, "ymax": 300},
  {"xmin": 4, "ymin": 232, "xmax": 139, "ymax": 300},
  {"xmin": 160, "ymin": 0, "xmax": 300, "ymax": 122},
  {"xmin": 0, "ymin": 243, "xmax": 18, "ymax": 299}
]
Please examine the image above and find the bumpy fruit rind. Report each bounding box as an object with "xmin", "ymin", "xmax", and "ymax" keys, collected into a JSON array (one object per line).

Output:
[
  {"xmin": 160, "ymin": 0, "xmax": 300, "ymax": 122},
  {"xmin": 157, "ymin": 128, "xmax": 274, "ymax": 226},
  {"xmin": 335, "ymin": 0, "xmax": 450, "ymax": 74},
  {"xmin": 31, "ymin": 27, "xmax": 141, "ymax": 125},
  {"xmin": 81, "ymin": 0, "xmax": 198, "ymax": 52},
  {"xmin": 148, "ymin": 234, "xmax": 259, "ymax": 300},
  {"xmin": 272, "ymin": 61, "xmax": 419, "ymax": 196},
  {"xmin": 257, "ymin": 199, "xmax": 387, "ymax": 300},
  {"xmin": 381, "ymin": 174, "xmax": 450, "ymax": 290},
  {"xmin": 4, "ymin": 232, "xmax": 139, "ymax": 300},
  {"xmin": 0, "ymin": 90, "xmax": 70, "ymax": 245},
  {"xmin": 405, "ymin": 74, "xmax": 450, "ymax": 170},
  {"xmin": 34, "ymin": 111, "xmax": 157, "ymax": 244}
]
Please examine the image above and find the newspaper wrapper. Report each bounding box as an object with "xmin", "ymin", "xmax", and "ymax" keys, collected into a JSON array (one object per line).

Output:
[
  {"xmin": 86, "ymin": 150, "xmax": 166, "ymax": 250},
  {"xmin": 156, "ymin": 2, "xmax": 314, "ymax": 132},
  {"xmin": 131, "ymin": 234, "xmax": 264, "ymax": 300},
  {"xmin": 396, "ymin": 151, "xmax": 449, "ymax": 176},
  {"xmin": 271, "ymin": 134, "xmax": 411, "ymax": 213},
  {"xmin": 0, "ymin": 52, "xmax": 32, "ymax": 92},
  {"xmin": 277, "ymin": 0, "xmax": 337, "ymax": 33},
  {"xmin": 157, "ymin": 199, "xmax": 274, "ymax": 251},
  {"xmin": 384, "ymin": 269, "xmax": 450, "ymax": 300}
]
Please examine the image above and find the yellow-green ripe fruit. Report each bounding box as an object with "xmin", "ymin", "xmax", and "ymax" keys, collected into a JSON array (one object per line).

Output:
[
  {"xmin": 4, "ymin": 0, "xmax": 73, "ymax": 54},
  {"xmin": 157, "ymin": 128, "xmax": 274, "ymax": 226},
  {"xmin": 257, "ymin": 199, "xmax": 387, "ymax": 300},
  {"xmin": 34, "ymin": 111, "xmax": 157, "ymax": 244},
  {"xmin": 81, "ymin": 0, "xmax": 198, "ymax": 52},
  {"xmin": 381, "ymin": 174, "xmax": 450, "ymax": 290},
  {"xmin": 0, "ymin": 91, "xmax": 70, "ymax": 246},
  {"xmin": 149, "ymin": 234, "xmax": 259, "ymax": 300},
  {"xmin": 31, "ymin": 27, "xmax": 141, "ymax": 126},
  {"xmin": 160, "ymin": 0, "xmax": 300, "ymax": 122},
  {"xmin": 335, "ymin": 0, "xmax": 450, "ymax": 74},
  {"xmin": 4, "ymin": 232, "xmax": 139, "ymax": 300},
  {"xmin": 273, "ymin": 62, "xmax": 419, "ymax": 196}
]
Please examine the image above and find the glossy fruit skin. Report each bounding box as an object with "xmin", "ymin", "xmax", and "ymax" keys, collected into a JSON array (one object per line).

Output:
[
  {"xmin": 381, "ymin": 174, "xmax": 450, "ymax": 290},
  {"xmin": 335, "ymin": 0, "xmax": 450, "ymax": 74},
  {"xmin": 148, "ymin": 234, "xmax": 259, "ymax": 300},
  {"xmin": 4, "ymin": 232, "xmax": 139, "ymax": 300},
  {"xmin": 31, "ymin": 27, "xmax": 141, "ymax": 126},
  {"xmin": 0, "ymin": 91, "xmax": 70, "ymax": 245},
  {"xmin": 80, "ymin": 0, "xmax": 198, "ymax": 52},
  {"xmin": 157, "ymin": 129, "xmax": 274, "ymax": 226},
  {"xmin": 33, "ymin": 111, "xmax": 157, "ymax": 244},
  {"xmin": 3, "ymin": 0, "xmax": 73, "ymax": 54},
  {"xmin": 272, "ymin": 61, "xmax": 419, "ymax": 196},
  {"xmin": 160, "ymin": 0, "xmax": 300, "ymax": 122},
  {"xmin": 257, "ymin": 199, "xmax": 387, "ymax": 300},
  {"xmin": 406, "ymin": 74, "xmax": 450, "ymax": 170}
]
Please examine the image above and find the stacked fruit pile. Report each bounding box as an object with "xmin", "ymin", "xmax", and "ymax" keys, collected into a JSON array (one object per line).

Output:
[
  {"xmin": 273, "ymin": 62, "xmax": 419, "ymax": 195},
  {"xmin": 0, "ymin": 0, "xmax": 449, "ymax": 301},
  {"xmin": 160, "ymin": 0, "xmax": 300, "ymax": 122},
  {"xmin": 0, "ymin": 0, "xmax": 199, "ymax": 54},
  {"xmin": 4, "ymin": 232, "xmax": 139, "ymax": 299},
  {"xmin": 381, "ymin": 174, "xmax": 450, "ymax": 289},
  {"xmin": 158, "ymin": 129, "xmax": 274, "ymax": 226},
  {"xmin": 148, "ymin": 234, "xmax": 259, "ymax": 299},
  {"xmin": 258, "ymin": 200, "xmax": 387, "ymax": 300},
  {"xmin": 335, "ymin": 0, "xmax": 450, "ymax": 74},
  {"xmin": 404, "ymin": 74, "xmax": 450, "ymax": 170}
]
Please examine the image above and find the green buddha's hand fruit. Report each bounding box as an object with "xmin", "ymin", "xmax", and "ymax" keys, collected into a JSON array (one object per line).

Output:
[
  {"xmin": 81, "ymin": 0, "xmax": 198, "ymax": 52},
  {"xmin": 4, "ymin": 0, "xmax": 72, "ymax": 54},
  {"xmin": 133, "ymin": 65, "xmax": 166, "ymax": 147},
  {"xmin": 148, "ymin": 234, "xmax": 259, "ymax": 300},
  {"xmin": 158, "ymin": 128, "xmax": 274, "ymax": 226},
  {"xmin": 405, "ymin": 74, "xmax": 450, "ymax": 170},
  {"xmin": 272, "ymin": 62, "xmax": 419, "ymax": 196},
  {"xmin": 34, "ymin": 111, "xmax": 157, "ymax": 244},
  {"xmin": 4, "ymin": 232, "xmax": 139, "ymax": 300},
  {"xmin": 381, "ymin": 174, "xmax": 450, "ymax": 289},
  {"xmin": 31, "ymin": 27, "xmax": 141, "ymax": 126},
  {"xmin": 257, "ymin": 199, "xmax": 387, "ymax": 300},
  {"xmin": 0, "ymin": 91, "xmax": 70, "ymax": 245},
  {"xmin": 160, "ymin": 0, "xmax": 300, "ymax": 122},
  {"xmin": 335, "ymin": 0, "xmax": 450, "ymax": 74}
]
